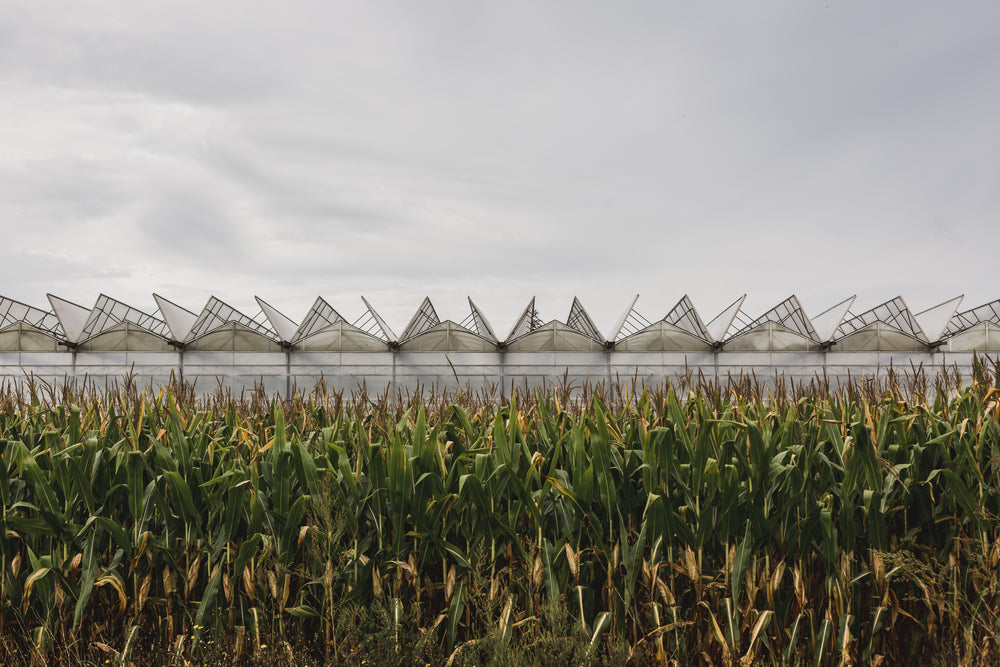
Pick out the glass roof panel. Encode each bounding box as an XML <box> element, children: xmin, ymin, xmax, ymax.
<box><xmin>612</xmin><ymin>294</ymin><xmax>649</xmax><ymax>341</ymax></box>
<box><xmin>294</xmin><ymin>297</ymin><xmax>346</xmax><ymax>342</ymax></box>
<box><xmin>0</xmin><ymin>296</ymin><xmax>62</xmax><ymax>336</ymax></box>
<box><xmin>506</xmin><ymin>297</ymin><xmax>543</xmax><ymax>342</ymax></box>
<box><xmin>944</xmin><ymin>299</ymin><xmax>1000</xmax><ymax>337</ymax></box>
<box><xmin>463</xmin><ymin>297</ymin><xmax>498</xmax><ymax>341</ymax></box>
<box><xmin>663</xmin><ymin>295</ymin><xmax>711</xmax><ymax>341</ymax></box>
<box><xmin>835</xmin><ymin>296</ymin><xmax>925</xmax><ymax>341</ymax></box>
<box><xmin>615</xmin><ymin>295</ymin><xmax>710</xmax><ymax>343</ymax></box>
<box><xmin>566</xmin><ymin>297</ymin><xmax>603</xmax><ymax>342</ymax></box>
<box><xmin>186</xmin><ymin>297</ymin><xmax>276</xmax><ymax>342</ymax></box>
<box><xmin>734</xmin><ymin>295</ymin><xmax>817</xmax><ymax>340</ymax></box>
<box><xmin>80</xmin><ymin>294</ymin><xmax>169</xmax><ymax>340</ymax></box>
<box><xmin>400</xmin><ymin>297</ymin><xmax>440</xmax><ymax>342</ymax></box>
<box><xmin>353</xmin><ymin>297</ymin><xmax>397</xmax><ymax>343</ymax></box>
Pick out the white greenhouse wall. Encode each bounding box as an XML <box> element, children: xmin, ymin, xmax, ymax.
<box><xmin>0</xmin><ymin>350</ymin><xmax>992</xmax><ymax>396</ymax></box>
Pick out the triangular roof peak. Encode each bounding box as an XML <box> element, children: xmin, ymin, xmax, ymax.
<box><xmin>294</xmin><ymin>297</ymin><xmax>346</xmax><ymax>342</ymax></box>
<box><xmin>254</xmin><ymin>297</ymin><xmax>299</xmax><ymax>342</ymax></box>
<box><xmin>914</xmin><ymin>295</ymin><xmax>963</xmax><ymax>343</ymax></box>
<box><xmin>609</xmin><ymin>294</ymin><xmax>643</xmax><ymax>342</ymax></box>
<box><xmin>80</xmin><ymin>294</ymin><xmax>169</xmax><ymax>341</ymax></box>
<box><xmin>506</xmin><ymin>297</ymin><xmax>543</xmax><ymax>343</ymax></box>
<box><xmin>400</xmin><ymin>297</ymin><xmax>441</xmax><ymax>342</ymax></box>
<box><xmin>566</xmin><ymin>297</ymin><xmax>603</xmax><ymax>342</ymax></box>
<box><xmin>152</xmin><ymin>294</ymin><xmax>199</xmax><ymax>342</ymax></box>
<box><xmin>735</xmin><ymin>295</ymin><xmax>817</xmax><ymax>340</ymax></box>
<box><xmin>186</xmin><ymin>296</ymin><xmax>275</xmax><ymax>342</ymax></box>
<box><xmin>663</xmin><ymin>295</ymin><xmax>711</xmax><ymax>342</ymax></box>
<box><xmin>47</xmin><ymin>294</ymin><xmax>92</xmax><ymax>343</ymax></box>
<box><xmin>612</xmin><ymin>295</ymin><xmax>711</xmax><ymax>343</ymax></box>
<box><xmin>355</xmin><ymin>296</ymin><xmax>397</xmax><ymax>343</ymax></box>
<box><xmin>835</xmin><ymin>296</ymin><xmax>925</xmax><ymax>342</ymax></box>
<box><xmin>464</xmin><ymin>297</ymin><xmax>498</xmax><ymax>342</ymax></box>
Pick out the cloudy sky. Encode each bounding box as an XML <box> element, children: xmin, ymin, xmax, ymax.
<box><xmin>2</xmin><ymin>1</ymin><xmax>998</xmax><ymax>336</ymax></box>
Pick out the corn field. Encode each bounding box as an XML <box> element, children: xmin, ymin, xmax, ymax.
<box><xmin>2</xmin><ymin>364</ymin><xmax>1000</xmax><ymax>666</ymax></box>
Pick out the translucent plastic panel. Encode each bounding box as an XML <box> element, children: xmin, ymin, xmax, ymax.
<box><xmin>945</xmin><ymin>323</ymin><xmax>1000</xmax><ymax>352</ymax></box>
<box><xmin>770</xmin><ymin>327</ymin><xmax>821</xmax><ymax>351</ymax></box>
<box><xmin>153</xmin><ymin>294</ymin><xmax>198</xmax><ymax>341</ymax></box>
<box><xmin>0</xmin><ymin>323</ymin><xmax>60</xmax><ymax>351</ymax></box>
<box><xmin>255</xmin><ymin>297</ymin><xmax>299</xmax><ymax>342</ymax></box>
<box><xmin>726</xmin><ymin>323</ymin><xmax>821</xmax><ymax>352</ymax></box>
<box><xmin>832</xmin><ymin>323</ymin><xmax>925</xmax><ymax>351</ymax></box>
<box><xmin>293</xmin><ymin>321</ymin><xmax>389</xmax><ymax>352</ymax></box>
<box><xmin>187</xmin><ymin>323</ymin><xmax>282</xmax><ymax>351</ymax></box>
<box><xmin>507</xmin><ymin>322</ymin><xmax>605</xmax><ymax>351</ymax></box>
<box><xmin>615</xmin><ymin>295</ymin><xmax>711</xmax><ymax>345</ymax></box>
<box><xmin>725</xmin><ymin>330</ymin><xmax>771</xmax><ymax>351</ymax></box>
<box><xmin>79</xmin><ymin>323</ymin><xmax>174</xmax><ymax>351</ymax></box>
<box><xmin>615</xmin><ymin>322</ymin><xmax>712</xmax><ymax>351</ymax></box>
<box><xmin>233</xmin><ymin>327</ymin><xmax>282</xmax><ymax>351</ymax></box>
<box><xmin>831</xmin><ymin>326</ymin><xmax>881</xmax><ymax>351</ymax></box>
<box><xmin>48</xmin><ymin>295</ymin><xmax>92</xmax><ymax>343</ymax></box>
<box><xmin>400</xmin><ymin>322</ymin><xmax>496</xmax><ymax>351</ymax></box>
<box><xmin>873</xmin><ymin>329</ymin><xmax>927</xmax><ymax>351</ymax></box>
<box><xmin>810</xmin><ymin>296</ymin><xmax>856</xmax><ymax>342</ymax></box>
<box><xmin>705</xmin><ymin>295</ymin><xmax>747</xmax><ymax>342</ymax></box>
<box><xmin>914</xmin><ymin>296</ymin><xmax>963</xmax><ymax>342</ymax></box>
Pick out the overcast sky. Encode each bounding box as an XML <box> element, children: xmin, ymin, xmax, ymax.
<box><xmin>2</xmin><ymin>1</ymin><xmax>998</xmax><ymax>336</ymax></box>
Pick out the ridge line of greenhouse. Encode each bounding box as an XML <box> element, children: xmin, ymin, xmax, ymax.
<box><xmin>2</xmin><ymin>292</ymin><xmax>997</xmax><ymax>393</ymax></box>
<box><xmin>3</xmin><ymin>292</ymin><xmax>994</xmax><ymax>351</ymax></box>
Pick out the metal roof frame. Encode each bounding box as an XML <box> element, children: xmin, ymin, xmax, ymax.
<box><xmin>835</xmin><ymin>296</ymin><xmax>926</xmax><ymax>342</ymax></box>
<box><xmin>945</xmin><ymin>298</ymin><xmax>1000</xmax><ymax>338</ymax></box>
<box><xmin>400</xmin><ymin>297</ymin><xmax>441</xmax><ymax>342</ymax></box>
<box><xmin>80</xmin><ymin>294</ymin><xmax>170</xmax><ymax>342</ymax></box>
<box><xmin>733</xmin><ymin>295</ymin><xmax>818</xmax><ymax>341</ymax></box>
<box><xmin>186</xmin><ymin>296</ymin><xmax>277</xmax><ymax>343</ymax></box>
<box><xmin>0</xmin><ymin>295</ymin><xmax>63</xmax><ymax>337</ymax></box>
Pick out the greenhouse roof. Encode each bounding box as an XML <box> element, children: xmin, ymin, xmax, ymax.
<box><xmin>945</xmin><ymin>299</ymin><xmax>1000</xmax><ymax>337</ymax></box>
<box><xmin>0</xmin><ymin>292</ymin><xmax>983</xmax><ymax>352</ymax></box>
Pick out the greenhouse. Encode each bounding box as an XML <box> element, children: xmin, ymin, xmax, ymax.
<box><xmin>0</xmin><ymin>291</ymin><xmax>994</xmax><ymax>394</ymax></box>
